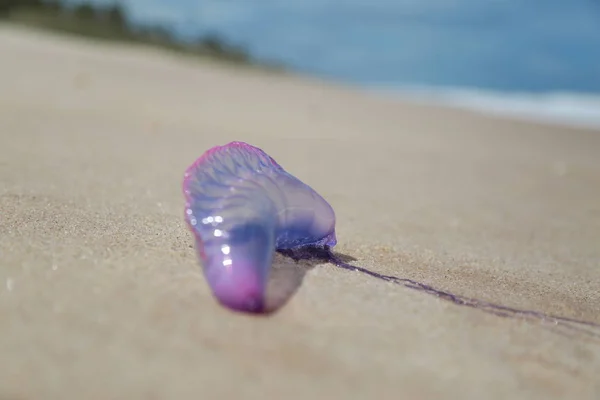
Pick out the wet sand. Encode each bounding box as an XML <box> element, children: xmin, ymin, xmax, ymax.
<box><xmin>1</xmin><ymin>25</ymin><xmax>599</xmax><ymax>399</ymax></box>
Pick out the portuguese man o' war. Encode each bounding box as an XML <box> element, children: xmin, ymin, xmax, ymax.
<box><xmin>183</xmin><ymin>142</ymin><xmax>600</xmax><ymax>340</ymax></box>
<box><xmin>183</xmin><ymin>141</ymin><xmax>336</xmax><ymax>312</ymax></box>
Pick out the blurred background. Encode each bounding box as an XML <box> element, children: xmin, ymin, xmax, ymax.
<box><xmin>2</xmin><ymin>0</ymin><xmax>600</xmax><ymax>127</ymax></box>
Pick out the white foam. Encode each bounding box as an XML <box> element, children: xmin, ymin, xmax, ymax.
<box><xmin>370</xmin><ymin>85</ymin><xmax>600</xmax><ymax>130</ymax></box>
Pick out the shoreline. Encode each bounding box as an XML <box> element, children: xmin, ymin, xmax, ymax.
<box><xmin>370</xmin><ymin>85</ymin><xmax>600</xmax><ymax>131</ymax></box>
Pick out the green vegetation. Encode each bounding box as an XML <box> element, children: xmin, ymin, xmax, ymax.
<box><xmin>0</xmin><ymin>0</ymin><xmax>276</xmax><ymax>68</ymax></box>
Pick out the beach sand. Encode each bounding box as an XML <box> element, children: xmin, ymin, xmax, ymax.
<box><xmin>1</xmin><ymin>25</ymin><xmax>599</xmax><ymax>399</ymax></box>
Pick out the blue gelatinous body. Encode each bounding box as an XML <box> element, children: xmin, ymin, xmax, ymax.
<box><xmin>183</xmin><ymin>142</ymin><xmax>336</xmax><ymax>312</ymax></box>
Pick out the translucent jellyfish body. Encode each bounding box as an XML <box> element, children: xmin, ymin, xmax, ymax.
<box><xmin>183</xmin><ymin>142</ymin><xmax>336</xmax><ymax>312</ymax></box>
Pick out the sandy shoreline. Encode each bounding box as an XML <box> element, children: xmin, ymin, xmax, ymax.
<box><xmin>1</xmin><ymin>25</ymin><xmax>599</xmax><ymax>399</ymax></box>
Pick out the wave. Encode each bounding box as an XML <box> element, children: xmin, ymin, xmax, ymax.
<box><xmin>369</xmin><ymin>85</ymin><xmax>600</xmax><ymax>130</ymax></box>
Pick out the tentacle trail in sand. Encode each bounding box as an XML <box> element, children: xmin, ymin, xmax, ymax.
<box><xmin>279</xmin><ymin>246</ymin><xmax>600</xmax><ymax>340</ymax></box>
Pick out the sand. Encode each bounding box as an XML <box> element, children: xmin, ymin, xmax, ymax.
<box><xmin>1</xmin><ymin>25</ymin><xmax>599</xmax><ymax>400</ymax></box>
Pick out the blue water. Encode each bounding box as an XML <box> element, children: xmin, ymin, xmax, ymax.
<box><xmin>107</xmin><ymin>0</ymin><xmax>600</xmax><ymax>94</ymax></box>
<box><xmin>85</xmin><ymin>0</ymin><xmax>600</xmax><ymax>127</ymax></box>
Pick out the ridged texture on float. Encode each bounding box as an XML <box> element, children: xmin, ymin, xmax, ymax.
<box><xmin>183</xmin><ymin>141</ymin><xmax>336</xmax><ymax>312</ymax></box>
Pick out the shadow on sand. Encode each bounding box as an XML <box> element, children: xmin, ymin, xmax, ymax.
<box><xmin>262</xmin><ymin>248</ymin><xmax>356</xmax><ymax>313</ymax></box>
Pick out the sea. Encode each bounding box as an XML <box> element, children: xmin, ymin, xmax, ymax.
<box><xmin>94</xmin><ymin>0</ymin><xmax>600</xmax><ymax>129</ymax></box>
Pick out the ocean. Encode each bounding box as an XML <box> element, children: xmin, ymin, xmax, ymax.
<box><xmin>104</xmin><ymin>0</ymin><xmax>600</xmax><ymax>129</ymax></box>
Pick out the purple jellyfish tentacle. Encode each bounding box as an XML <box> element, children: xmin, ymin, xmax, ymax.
<box><xmin>323</xmin><ymin>247</ymin><xmax>600</xmax><ymax>338</ymax></box>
